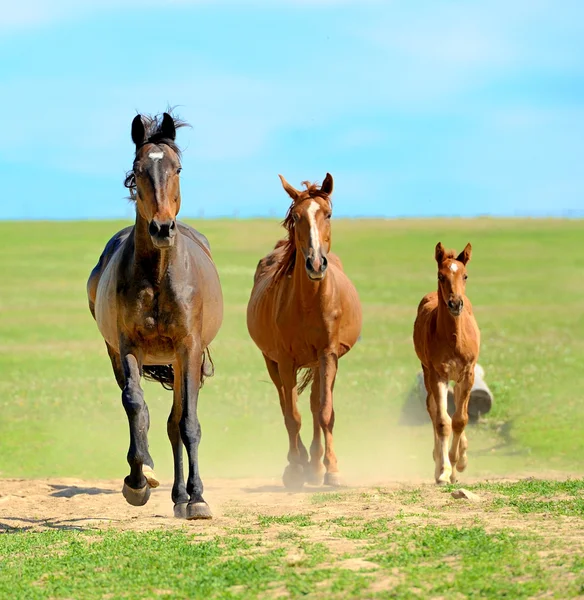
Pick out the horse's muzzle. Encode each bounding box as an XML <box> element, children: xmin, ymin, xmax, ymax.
<box><xmin>149</xmin><ymin>219</ymin><xmax>177</xmax><ymax>248</ymax></box>
<box><xmin>305</xmin><ymin>254</ymin><xmax>328</xmax><ymax>280</ymax></box>
<box><xmin>447</xmin><ymin>297</ymin><xmax>464</xmax><ymax>317</ymax></box>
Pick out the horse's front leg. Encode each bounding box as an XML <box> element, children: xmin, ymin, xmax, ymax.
<box><xmin>278</xmin><ymin>361</ymin><xmax>309</xmax><ymax>490</ymax></box>
<box><xmin>449</xmin><ymin>367</ymin><xmax>475</xmax><ymax>483</ymax></box>
<box><xmin>176</xmin><ymin>335</ymin><xmax>210</xmax><ymax>519</ymax></box>
<box><xmin>307</xmin><ymin>368</ymin><xmax>326</xmax><ymax>486</ymax></box>
<box><xmin>118</xmin><ymin>340</ymin><xmax>158</xmax><ymax>506</ymax></box>
<box><xmin>428</xmin><ymin>372</ymin><xmax>452</xmax><ymax>485</ymax></box>
<box><xmin>319</xmin><ymin>352</ymin><xmax>341</xmax><ymax>487</ymax></box>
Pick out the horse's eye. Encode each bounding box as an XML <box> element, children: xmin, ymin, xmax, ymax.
<box><xmin>177</xmin><ymin>167</ymin><xmax>182</xmax><ymax>174</ymax></box>
<box><xmin>464</xmin><ymin>274</ymin><xmax>468</xmax><ymax>281</ymax></box>
<box><xmin>325</xmin><ymin>213</ymin><xmax>332</xmax><ymax>220</ymax></box>
<box><xmin>438</xmin><ymin>274</ymin><xmax>445</xmax><ymax>282</ymax></box>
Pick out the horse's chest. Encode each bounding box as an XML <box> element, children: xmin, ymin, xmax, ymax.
<box><xmin>129</xmin><ymin>285</ymin><xmax>187</xmax><ymax>338</ymax></box>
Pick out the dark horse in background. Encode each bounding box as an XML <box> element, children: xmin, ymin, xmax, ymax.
<box><xmin>87</xmin><ymin>112</ymin><xmax>223</xmax><ymax>519</ymax></box>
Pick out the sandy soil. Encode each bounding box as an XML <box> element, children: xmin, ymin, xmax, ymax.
<box><xmin>1</xmin><ymin>474</ymin><xmax>582</xmax><ymax>542</ymax></box>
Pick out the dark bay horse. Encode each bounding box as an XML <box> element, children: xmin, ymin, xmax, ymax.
<box><xmin>413</xmin><ymin>242</ymin><xmax>480</xmax><ymax>485</ymax></box>
<box><xmin>87</xmin><ymin>113</ymin><xmax>223</xmax><ymax>519</ymax></box>
<box><xmin>247</xmin><ymin>174</ymin><xmax>362</xmax><ymax>489</ymax></box>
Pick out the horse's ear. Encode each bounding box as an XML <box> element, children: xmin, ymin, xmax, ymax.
<box><xmin>161</xmin><ymin>112</ymin><xmax>176</xmax><ymax>141</ymax></box>
<box><xmin>131</xmin><ymin>114</ymin><xmax>146</xmax><ymax>147</ymax></box>
<box><xmin>279</xmin><ymin>174</ymin><xmax>300</xmax><ymax>202</ymax></box>
<box><xmin>321</xmin><ymin>172</ymin><xmax>334</xmax><ymax>196</ymax></box>
<box><xmin>457</xmin><ymin>243</ymin><xmax>472</xmax><ymax>265</ymax></box>
<box><xmin>435</xmin><ymin>242</ymin><xmax>446</xmax><ymax>265</ymax></box>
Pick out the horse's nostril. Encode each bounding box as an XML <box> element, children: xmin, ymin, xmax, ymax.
<box><xmin>149</xmin><ymin>221</ymin><xmax>160</xmax><ymax>237</ymax></box>
<box><xmin>169</xmin><ymin>220</ymin><xmax>176</xmax><ymax>231</ymax></box>
<box><xmin>321</xmin><ymin>256</ymin><xmax>328</xmax><ymax>271</ymax></box>
<box><xmin>305</xmin><ymin>257</ymin><xmax>313</xmax><ymax>271</ymax></box>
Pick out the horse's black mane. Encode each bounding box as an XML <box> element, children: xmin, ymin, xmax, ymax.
<box><xmin>124</xmin><ymin>112</ymin><xmax>189</xmax><ymax>201</ymax></box>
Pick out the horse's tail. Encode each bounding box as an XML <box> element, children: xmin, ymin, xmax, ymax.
<box><xmin>143</xmin><ymin>348</ymin><xmax>215</xmax><ymax>391</ymax></box>
<box><xmin>297</xmin><ymin>367</ymin><xmax>316</xmax><ymax>396</ymax></box>
<box><xmin>143</xmin><ymin>365</ymin><xmax>174</xmax><ymax>390</ymax></box>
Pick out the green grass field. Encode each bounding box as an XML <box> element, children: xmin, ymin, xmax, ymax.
<box><xmin>0</xmin><ymin>218</ymin><xmax>583</xmax><ymax>598</ymax></box>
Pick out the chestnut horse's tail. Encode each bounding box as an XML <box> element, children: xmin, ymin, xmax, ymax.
<box><xmin>142</xmin><ymin>348</ymin><xmax>215</xmax><ymax>391</ymax></box>
<box><xmin>297</xmin><ymin>367</ymin><xmax>316</xmax><ymax>396</ymax></box>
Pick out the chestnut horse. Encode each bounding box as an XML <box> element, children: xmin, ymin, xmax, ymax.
<box><xmin>413</xmin><ymin>242</ymin><xmax>480</xmax><ymax>484</ymax></box>
<box><xmin>87</xmin><ymin>113</ymin><xmax>223</xmax><ymax>519</ymax></box>
<box><xmin>247</xmin><ymin>174</ymin><xmax>362</xmax><ymax>489</ymax></box>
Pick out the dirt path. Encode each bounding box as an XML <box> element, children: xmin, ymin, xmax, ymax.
<box><xmin>1</xmin><ymin>473</ymin><xmax>581</xmax><ymax>538</ymax></box>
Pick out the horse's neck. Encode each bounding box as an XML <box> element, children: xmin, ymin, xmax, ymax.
<box><xmin>133</xmin><ymin>213</ymin><xmax>174</xmax><ymax>283</ymax></box>
<box><xmin>436</xmin><ymin>297</ymin><xmax>466</xmax><ymax>342</ymax></box>
<box><xmin>291</xmin><ymin>250</ymin><xmax>331</xmax><ymax>306</ymax></box>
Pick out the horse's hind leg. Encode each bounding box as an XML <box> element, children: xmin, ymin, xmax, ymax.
<box><xmin>449</xmin><ymin>368</ymin><xmax>474</xmax><ymax>483</ymax></box>
<box><xmin>116</xmin><ymin>340</ymin><xmax>157</xmax><ymax>506</ymax></box>
<box><xmin>427</xmin><ymin>370</ymin><xmax>452</xmax><ymax>485</ymax></box>
<box><xmin>168</xmin><ymin>374</ymin><xmax>189</xmax><ymax>518</ymax></box>
<box><xmin>307</xmin><ymin>368</ymin><xmax>326</xmax><ymax>486</ymax></box>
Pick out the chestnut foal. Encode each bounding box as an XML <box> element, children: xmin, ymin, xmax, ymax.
<box><xmin>87</xmin><ymin>113</ymin><xmax>223</xmax><ymax>519</ymax></box>
<box><xmin>413</xmin><ymin>243</ymin><xmax>480</xmax><ymax>484</ymax></box>
<box><xmin>247</xmin><ymin>174</ymin><xmax>362</xmax><ymax>489</ymax></box>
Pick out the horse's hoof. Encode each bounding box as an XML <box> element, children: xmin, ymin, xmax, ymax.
<box><xmin>324</xmin><ymin>472</ymin><xmax>343</xmax><ymax>487</ymax></box>
<box><xmin>282</xmin><ymin>464</ymin><xmax>305</xmax><ymax>490</ymax></box>
<box><xmin>143</xmin><ymin>466</ymin><xmax>160</xmax><ymax>489</ymax></box>
<box><xmin>450</xmin><ymin>472</ymin><xmax>459</xmax><ymax>484</ymax></box>
<box><xmin>173</xmin><ymin>503</ymin><xmax>188</xmax><ymax>519</ymax></box>
<box><xmin>187</xmin><ymin>502</ymin><xmax>213</xmax><ymax>520</ymax></box>
<box><xmin>306</xmin><ymin>465</ymin><xmax>326</xmax><ymax>486</ymax></box>
<box><xmin>122</xmin><ymin>482</ymin><xmax>151</xmax><ymax>506</ymax></box>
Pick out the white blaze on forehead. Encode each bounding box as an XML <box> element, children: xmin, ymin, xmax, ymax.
<box><xmin>149</xmin><ymin>151</ymin><xmax>164</xmax><ymax>160</ymax></box>
<box><xmin>306</xmin><ymin>200</ymin><xmax>321</xmax><ymax>252</ymax></box>
<box><xmin>449</xmin><ymin>262</ymin><xmax>459</xmax><ymax>273</ymax></box>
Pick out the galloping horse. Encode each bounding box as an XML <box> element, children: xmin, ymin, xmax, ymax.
<box><xmin>413</xmin><ymin>242</ymin><xmax>480</xmax><ymax>484</ymax></box>
<box><xmin>247</xmin><ymin>174</ymin><xmax>362</xmax><ymax>489</ymax></box>
<box><xmin>87</xmin><ymin>113</ymin><xmax>223</xmax><ymax>519</ymax></box>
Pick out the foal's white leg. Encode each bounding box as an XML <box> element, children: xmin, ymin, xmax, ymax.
<box><xmin>450</xmin><ymin>369</ymin><xmax>474</xmax><ymax>483</ymax></box>
<box><xmin>429</xmin><ymin>376</ymin><xmax>452</xmax><ymax>485</ymax></box>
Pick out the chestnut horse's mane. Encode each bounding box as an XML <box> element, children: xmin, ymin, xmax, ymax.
<box><xmin>123</xmin><ymin>112</ymin><xmax>189</xmax><ymax>202</ymax></box>
<box><xmin>273</xmin><ymin>181</ymin><xmax>333</xmax><ymax>282</ymax></box>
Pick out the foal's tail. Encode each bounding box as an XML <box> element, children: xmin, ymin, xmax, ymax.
<box><xmin>297</xmin><ymin>367</ymin><xmax>316</xmax><ymax>396</ymax></box>
<box><xmin>142</xmin><ymin>348</ymin><xmax>215</xmax><ymax>391</ymax></box>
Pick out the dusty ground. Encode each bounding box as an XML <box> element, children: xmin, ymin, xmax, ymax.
<box><xmin>1</xmin><ymin>474</ymin><xmax>582</xmax><ymax>543</ymax></box>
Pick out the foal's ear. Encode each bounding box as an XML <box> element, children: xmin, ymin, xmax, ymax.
<box><xmin>435</xmin><ymin>242</ymin><xmax>446</xmax><ymax>265</ymax></box>
<box><xmin>161</xmin><ymin>112</ymin><xmax>177</xmax><ymax>141</ymax></box>
<box><xmin>131</xmin><ymin>114</ymin><xmax>146</xmax><ymax>147</ymax></box>
<box><xmin>321</xmin><ymin>172</ymin><xmax>334</xmax><ymax>196</ymax></box>
<box><xmin>279</xmin><ymin>174</ymin><xmax>300</xmax><ymax>202</ymax></box>
<box><xmin>457</xmin><ymin>243</ymin><xmax>472</xmax><ymax>265</ymax></box>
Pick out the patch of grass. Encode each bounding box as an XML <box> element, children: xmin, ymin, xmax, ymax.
<box><xmin>395</xmin><ymin>489</ymin><xmax>423</xmax><ymax>505</ymax></box>
<box><xmin>459</xmin><ymin>478</ymin><xmax>584</xmax><ymax>497</ymax></box>
<box><xmin>371</xmin><ymin>525</ymin><xmax>548</xmax><ymax>599</ymax></box>
<box><xmin>310</xmin><ymin>491</ymin><xmax>345</xmax><ymax>504</ymax></box>
<box><xmin>257</xmin><ymin>514</ymin><xmax>313</xmax><ymax>528</ymax></box>
<box><xmin>334</xmin><ymin>517</ymin><xmax>392</xmax><ymax>540</ymax></box>
<box><xmin>492</xmin><ymin>496</ymin><xmax>584</xmax><ymax>517</ymax></box>
<box><xmin>0</xmin><ymin>531</ymin><xmax>278</xmax><ymax>599</ymax></box>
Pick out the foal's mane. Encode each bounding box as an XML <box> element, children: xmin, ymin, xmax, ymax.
<box><xmin>273</xmin><ymin>181</ymin><xmax>333</xmax><ymax>282</ymax></box>
<box><xmin>123</xmin><ymin>112</ymin><xmax>189</xmax><ymax>202</ymax></box>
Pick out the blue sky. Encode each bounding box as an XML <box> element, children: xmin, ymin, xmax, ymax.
<box><xmin>1</xmin><ymin>0</ymin><xmax>583</xmax><ymax>219</ymax></box>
